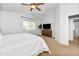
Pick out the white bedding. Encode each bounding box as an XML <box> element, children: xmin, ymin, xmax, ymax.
<box><xmin>0</xmin><ymin>33</ymin><xmax>50</xmax><ymax>56</ymax></box>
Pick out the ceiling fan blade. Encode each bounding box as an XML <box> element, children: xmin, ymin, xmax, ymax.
<box><xmin>36</xmin><ymin>7</ymin><xmax>41</xmax><ymax>11</ymax></box>
<box><xmin>36</xmin><ymin>3</ymin><xmax>44</xmax><ymax>5</ymax></box>
<box><xmin>21</xmin><ymin>3</ymin><xmax>31</xmax><ymax>6</ymax></box>
<box><xmin>30</xmin><ymin>8</ymin><xmax>33</xmax><ymax>11</ymax></box>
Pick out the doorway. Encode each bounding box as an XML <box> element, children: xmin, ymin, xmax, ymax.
<box><xmin>69</xmin><ymin>14</ymin><xmax>79</xmax><ymax>45</ymax></box>
<box><xmin>73</xmin><ymin>19</ymin><xmax>79</xmax><ymax>39</ymax></box>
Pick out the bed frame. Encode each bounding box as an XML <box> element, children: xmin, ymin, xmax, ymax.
<box><xmin>38</xmin><ymin>51</ymin><xmax>50</xmax><ymax>56</ymax></box>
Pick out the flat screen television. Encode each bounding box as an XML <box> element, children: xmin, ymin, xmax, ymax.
<box><xmin>43</xmin><ymin>24</ymin><xmax>51</xmax><ymax>29</ymax></box>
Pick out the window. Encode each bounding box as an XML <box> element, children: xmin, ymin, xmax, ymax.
<box><xmin>22</xmin><ymin>21</ymin><xmax>36</xmax><ymax>31</ymax></box>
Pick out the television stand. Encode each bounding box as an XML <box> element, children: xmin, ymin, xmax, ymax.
<box><xmin>42</xmin><ymin>29</ymin><xmax>52</xmax><ymax>37</ymax></box>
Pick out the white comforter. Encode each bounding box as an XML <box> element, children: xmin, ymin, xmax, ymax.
<box><xmin>0</xmin><ymin>33</ymin><xmax>50</xmax><ymax>56</ymax></box>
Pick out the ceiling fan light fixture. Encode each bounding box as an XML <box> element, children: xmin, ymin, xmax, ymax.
<box><xmin>31</xmin><ymin>5</ymin><xmax>36</xmax><ymax>8</ymax></box>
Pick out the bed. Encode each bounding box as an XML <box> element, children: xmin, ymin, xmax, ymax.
<box><xmin>0</xmin><ymin>33</ymin><xmax>50</xmax><ymax>56</ymax></box>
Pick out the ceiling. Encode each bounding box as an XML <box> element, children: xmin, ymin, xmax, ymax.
<box><xmin>1</xmin><ymin>3</ymin><xmax>58</xmax><ymax>13</ymax></box>
<box><xmin>0</xmin><ymin>3</ymin><xmax>58</xmax><ymax>19</ymax></box>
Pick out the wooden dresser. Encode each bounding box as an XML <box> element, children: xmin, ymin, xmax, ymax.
<box><xmin>42</xmin><ymin>29</ymin><xmax>52</xmax><ymax>37</ymax></box>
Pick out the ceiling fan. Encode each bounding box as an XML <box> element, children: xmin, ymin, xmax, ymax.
<box><xmin>21</xmin><ymin>3</ymin><xmax>44</xmax><ymax>11</ymax></box>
